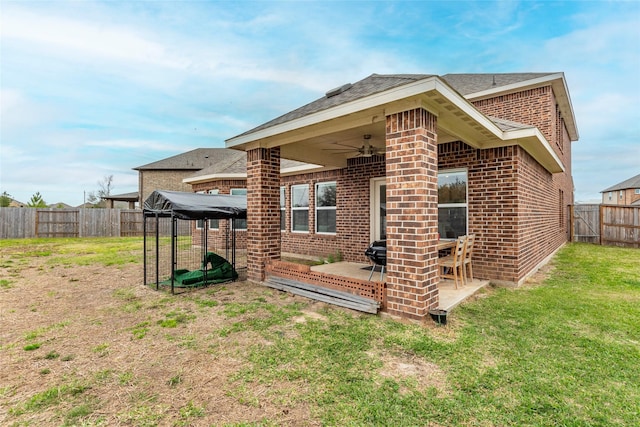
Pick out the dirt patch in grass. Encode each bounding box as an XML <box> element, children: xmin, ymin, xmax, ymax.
<box><xmin>0</xmin><ymin>250</ymin><xmax>321</xmax><ymax>426</ymax></box>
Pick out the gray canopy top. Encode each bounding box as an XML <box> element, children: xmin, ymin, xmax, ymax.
<box><xmin>143</xmin><ymin>190</ymin><xmax>247</xmax><ymax>220</ymax></box>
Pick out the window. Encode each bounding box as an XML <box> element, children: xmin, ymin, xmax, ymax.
<box><xmin>438</xmin><ymin>170</ymin><xmax>467</xmax><ymax>239</ymax></box>
<box><xmin>620</xmin><ymin>190</ymin><xmax>624</xmax><ymax>200</ymax></box>
<box><xmin>291</xmin><ymin>185</ymin><xmax>309</xmax><ymax>232</ymax></box>
<box><xmin>315</xmin><ymin>182</ymin><xmax>336</xmax><ymax>234</ymax></box>
<box><xmin>608</xmin><ymin>192</ymin><xmax>613</xmax><ymax>201</ymax></box>
<box><xmin>230</xmin><ymin>188</ymin><xmax>247</xmax><ymax>230</ymax></box>
<box><xmin>280</xmin><ymin>187</ymin><xmax>286</xmax><ymax>231</ymax></box>
<box><xmin>635</xmin><ymin>189</ymin><xmax>640</xmax><ymax>195</ymax></box>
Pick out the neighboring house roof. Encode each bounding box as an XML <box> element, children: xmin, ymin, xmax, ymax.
<box><xmin>48</xmin><ymin>202</ymin><xmax>73</xmax><ymax>208</ymax></box>
<box><xmin>102</xmin><ymin>192</ymin><xmax>140</xmax><ymax>202</ymax></box>
<box><xmin>601</xmin><ymin>173</ymin><xmax>640</xmax><ymax>192</ymax></box>
<box><xmin>133</xmin><ymin>148</ymin><xmax>244</xmax><ymax>171</ymax></box>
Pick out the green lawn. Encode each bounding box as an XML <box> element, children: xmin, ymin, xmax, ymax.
<box><xmin>233</xmin><ymin>243</ymin><xmax>640</xmax><ymax>426</ymax></box>
<box><xmin>1</xmin><ymin>239</ymin><xmax>638</xmax><ymax>426</ymax></box>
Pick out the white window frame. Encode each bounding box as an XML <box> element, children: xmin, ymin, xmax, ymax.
<box><xmin>230</xmin><ymin>188</ymin><xmax>247</xmax><ymax>230</ymax></box>
<box><xmin>315</xmin><ymin>181</ymin><xmax>336</xmax><ymax>235</ymax></box>
<box><xmin>291</xmin><ymin>184</ymin><xmax>309</xmax><ymax>233</ymax></box>
<box><xmin>208</xmin><ymin>189</ymin><xmax>219</xmax><ymax>229</ymax></box>
<box><xmin>370</xmin><ymin>177</ymin><xmax>386</xmax><ymax>242</ymax></box>
<box><xmin>280</xmin><ymin>186</ymin><xmax>286</xmax><ymax>232</ymax></box>
<box><xmin>635</xmin><ymin>189</ymin><xmax>640</xmax><ymax>195</ymax></box>
<box><xmin>438</xmin><ymin>168</ymin><xmax>468</xmax><ymax>239</ymax></box>
<box><xmin>195</xmin><ymin>191</ymin><xmax>207</xmax><ymax>229</ymax></box>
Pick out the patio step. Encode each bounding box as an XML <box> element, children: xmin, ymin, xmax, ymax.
<box><xmin>265</xmin><ymin>276</ymin><xmax>380</xmax><ymax>314</ymax></box>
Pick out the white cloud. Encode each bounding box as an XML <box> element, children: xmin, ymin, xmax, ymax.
<box><xmin>1</xmin><ymin>7</ymin><xmax>186</xmax><ymax>70</ymax></box>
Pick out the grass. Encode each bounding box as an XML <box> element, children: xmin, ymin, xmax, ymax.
<box><xmin>2</xmin><ymin>238</ymin><xmax>638</xmax><ymax>425</ymax></box>
<box><xmin>0</xmin><ymin>236</ymin><xmax>143</xmax><ymax>266</ymax></box>
<box><xmin>225</xmin><ymin>243</ymin><xmax>640</xmax><ymax>426</ymax></box>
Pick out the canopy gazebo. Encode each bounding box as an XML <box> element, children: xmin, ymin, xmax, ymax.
<box><xmin>143</xmin><ymin>190</ymin><xmax>247</xmax><ymax>293</ymax></box>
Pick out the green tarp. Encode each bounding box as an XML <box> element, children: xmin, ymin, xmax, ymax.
<box><xmin>162</xmin><ymin>252</ymin><xmax>238</xmax><ymax>288</ymax></box>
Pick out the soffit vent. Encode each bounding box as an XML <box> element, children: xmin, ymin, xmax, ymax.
<box><xmin>325</xmin><ymin>83</ymin><xmax>352</xmax><ymax>98</ymax></box>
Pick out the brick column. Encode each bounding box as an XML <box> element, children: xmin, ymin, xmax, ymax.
<box><xmin>246</xmin><ymin>147</ymin><xmax>281</xmax><ymax>282</ymax></box>
<box><xmin>385</xmin><ymin>108</ymin><xmax>439</xmax><ymax>320</ymax></box>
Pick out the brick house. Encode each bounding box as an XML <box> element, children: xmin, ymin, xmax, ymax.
<box><xmin>601</xmin><ymin>173</ymin><xmax>640</xmax><ymax>205</ymax></box>
<box><xmin>191</xmin><ymin>73</ymin><xmax>578</xmax><ymax>321</ymax></box>
<box><xmin>133</xmin><ymin>148</ymin><xmax>246</xmax><ymax>205</ymax></box>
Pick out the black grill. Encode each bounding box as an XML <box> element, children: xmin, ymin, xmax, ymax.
<box><xmin>364</xmin><ymin>240</ymin><xmax>386</xmax><ymax>280</ymax></box>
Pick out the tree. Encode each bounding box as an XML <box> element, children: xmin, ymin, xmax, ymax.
<box><xmin>27</xmin><ymin>192</ymin><xmax>47</xmax><ymax>208</ymax></box>
<box><xmin>87</xmin><ymin>175</ymin><xmax>114</xmax><ymax>208</ymax></box>
<box><xmin>0</xmin><ymin>191</ymin><xmax>12</xmax><ymax>207</ymax></box>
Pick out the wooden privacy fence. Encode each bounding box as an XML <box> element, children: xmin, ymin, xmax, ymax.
<box><xmin>0</xmin><ymin>208</ymin><xmax>148</xmax><ymax>239</ymax></box>
<box><xmin>571</xmin><ymin>204</ymin><xmax>639</xmax><ymax>248</ymax></box>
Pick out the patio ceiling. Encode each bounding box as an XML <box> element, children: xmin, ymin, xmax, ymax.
<box><xmin>227</xmin><ymin>76</ymin><xmax>564</xmax><ymax>173</ymax></box>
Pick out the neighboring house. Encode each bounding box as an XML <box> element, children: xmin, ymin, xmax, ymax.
<box><xmin>101</xmin><ymin>192</ymin><xmax>140</xmax><ymax>209</ymax></box>
<box><xmin>133</xmin><ymin>148</ymin><xmax>247</xmax><ymax>205</ymax></box>
<box><xmin>601</xmin><ymin>173</ymin><xmax>640</xmax><ymax>206</ymax></box>
<box><xmin>215</xmin><ymin>72</ymin><xmax>578</xmax><ymax>321</ymax></box>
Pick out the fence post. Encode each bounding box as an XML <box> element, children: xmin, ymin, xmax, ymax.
<box><xmin>569</xmin><ymin>204</ymin><xmax>574</xmax><ymax>242</ymax></box>
<box><xmin>599</xmin><ymin>204</ymin><xmax>604</xmax><ymax>246</ymax></box>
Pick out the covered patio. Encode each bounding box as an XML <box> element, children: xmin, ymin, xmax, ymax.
<box><xmin>225</xmin><ymin>73</ymin><xmax>570</xmax><ymax>321</ymax></box>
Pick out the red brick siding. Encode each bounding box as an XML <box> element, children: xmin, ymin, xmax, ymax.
<box><xmin>191</xmin><ymin>179</ymin><xmax>249</xmax><ymax>250</ymax></box>
<box><xmin>139</xmin><ymin>170</ymin><xmax>200</xmax><ymax>205</ymax></box>
<box><xmin>438</xmin><ymin>142</ymin><xmax>520</xmax><ymax>282</ymax></box>
<box><xmin>246</xmin><ymin>148</ymin><xmax>281</xmax><ymax>282</ymax></box>
<box><xmin>280</xmin><ymin>156</ymin><xmax>386</xmax><ymax>262</ymax></box>
<box><xmin>385</xmin><ymin>108</ymin><xmax>439</xmax><ymax>319</ymax></box>
<box><xmin>473</xmin><ymin>87</ymin><xmax>555</xmax><ymax>144</ymax></box>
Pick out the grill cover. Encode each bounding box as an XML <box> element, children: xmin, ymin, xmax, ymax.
<box><xmin>364</xmin><ymin>240</ymin><xmax>387</xmax><ymax>266</ymax></box>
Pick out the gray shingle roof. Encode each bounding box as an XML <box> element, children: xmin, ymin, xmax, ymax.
<box><xmin>232</xmin><ymin>73</ymin><xmax>559</xmax><ymax>140</ymax></box>
<box><xmin>489</xmin><ymin>116</ymin><xmax>535</xmax><ymax>132</ymax></box>
<box><xmin>440</xmin><ymin>73</ymin><xmax>557</xmax><ymax>96</ymax></box>
<box><xmin>133</xmin><ymin>148</ymin><xmax>244</xmax><ymax>171</ymax></box>
<box><xmin>235</xmin><ymin>74</ymin><xmax>435</xmax><ymax>138</ymax></box>
<box><xmin>601</xmin><ymin>173</ymin><xmax>640</xmax><ymax>192</ymax></box>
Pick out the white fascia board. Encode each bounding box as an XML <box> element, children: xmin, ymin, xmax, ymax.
<box><xmin>432</xmin><ymin>79</ymin><xmax>505</xmax><ymax>140</ymax></box>
<box><xmin>503</xmin><ymin>127</ymin><xmax>565</xmax><ymax>173</ymax></box>
<box><xmin>183</xmin><ymin>173</ymin><xmax>247</xmax><ymax>184</ymax></box>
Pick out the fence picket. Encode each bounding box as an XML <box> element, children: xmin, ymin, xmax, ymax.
<box><xmin>0</xmin><ymin>208</ymin><xmax>144</xmax><ymax>239</ymax></box>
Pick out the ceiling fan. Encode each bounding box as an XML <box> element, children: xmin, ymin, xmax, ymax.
<box><xmin>325</xmin><ymin>134</ymin><xmax>383</xmax><ymax>158</ymax></box>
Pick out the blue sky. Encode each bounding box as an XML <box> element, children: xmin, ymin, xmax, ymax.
<box><xmin>1</xmin><ymin>1</ymin><xmax>639</xmax><ymax>206</ymax></box>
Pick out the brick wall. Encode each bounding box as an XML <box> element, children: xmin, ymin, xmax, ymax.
<box><xmin>246</xmin><ymin>148</ymin><xmax>281</xmax><ymax>282</ymax></box>
<box><xmin>473</xmin><ymin>87</ymin><xmax>555</xmax><ymax>144</ymax></box>
<box><xmin>280</xmin><ymin>156</ymin><xmax>386</xmax><ymax>262</ymax></box>
<box><xmin>438</xmin><ymin>84</ymin><xmax>574</xmax><ymax>285</ymax></box>
<box><xmin>385</xmin><ymin>108</ymin><xmax>439</xmax><ymax>319</ymax></box>
<box><xmin>139</xmin><ymin>170</ymin><xmax>199</xmax><ymax>205</ymax></box>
